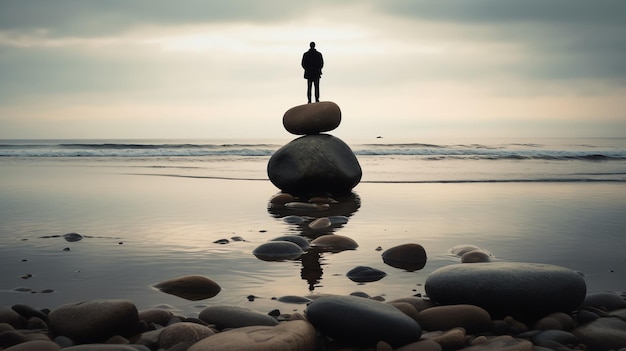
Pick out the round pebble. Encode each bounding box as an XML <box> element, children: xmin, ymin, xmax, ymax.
<box><xmin>382</xmin><ymin>243</ymin><xmax>427</xmax><ymax>271</ymax></box>
<box><xmin>346</xmin><ymin>266</ymin><xmax>387</xmax><ymax>283</ymax></box>
<box><xmin>310</xmin><ymin>234</ymin><xmax>358</xmax><ymax>252</ymax></box>
<box><xmin>252</xmin><ymin>241</ymin><xmax>304</xmax><ymax>261</ymax></box>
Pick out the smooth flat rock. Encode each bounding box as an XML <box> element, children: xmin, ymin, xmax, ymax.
<box><xmin>158</xmin><ymin>322</ymin><xmax>215</xmax><ymax>349</ymax></box>
<box><xmin>188</xmin><ymin>320</ymin><xmax>316</xmax><ymax>351</ymax></box>
<box><xmin>198</xmin><ymin>305</ymin><xmax>278</xmax><ymax>330</ymax></box>
<box><xmin>283</xmin><ymin>101</ymin><xmax>341</xmax><ymax>135</ymax></box>
<box><xmin>425</xmin><ymin>262</ymin><xmax>586</xmax><ymax>319</ymax></box>
<box><xmin>153</xmin><ymin>275</ymin><xmax>221</xmax><ymax>301</ymax></box>
<box><xmin>253</xmin><ymin>241</ymin><xmax>304</xmax><ymax>261</ymax></box>
<box><xmin>48</xmin><ymin>299</ymin><xmax>139</xmax><ymax>343</ymax></box>
<box><xmin>306</xmin><ymin>295</ymin><xmax>422</xmax><ymax>347</ymax></box>
<box><xmin>267</xmin><ymin>134</ymin><xmax>362</xmax><ymax>196</ymax></box>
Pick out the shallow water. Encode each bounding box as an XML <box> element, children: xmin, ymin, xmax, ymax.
<box><xmin>1</xmin><ymin>157</ymin><xmax>625</xmax><ymax>316</ymax></box>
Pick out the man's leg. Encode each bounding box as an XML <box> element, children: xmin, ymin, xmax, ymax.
<box><xmin>307</xmin><ymin>80</ymin><xmax>313</xmax><ymax>103</ymax></box>
<box><xmin>313</xmin><ymin>79</ymin><xmax>320</xmax><ymax>102</ymax></box>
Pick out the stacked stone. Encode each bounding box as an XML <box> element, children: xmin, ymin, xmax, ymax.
<box><xmin>267</xmin><ymin>101</ymin><xmax>362</xmax><ymax>197</ymax></box>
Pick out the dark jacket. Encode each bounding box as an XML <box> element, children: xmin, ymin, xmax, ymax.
<box><xmin>302</xmin><ymin>49</ymin><xmax>324</xmax><ymax>80</ymax></box>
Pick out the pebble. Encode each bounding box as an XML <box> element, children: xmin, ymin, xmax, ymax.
<box><xmin>63</xmin><ymin>233</ymin><xmax>84</xmax><ymax>242</ymax></box>
<box><xmin>346</xmin><ymin>266</ymin><xmax>387</xmax><ymax>283</ymax></box>
<box><xmin>310</xmin><ymin>234</ymin><xmax>358</xmax><ymax>252</ymax></box>
<box><xmin>395</xmin><ymin>339</ymin><xmax>443</xmax><ymax>351</ymax></box>
<box><xmin>11</xmin><ymin>304</ymin><xmax>48</xmax><ymax>321</ymax></box>
<box><xmin>416</xmin><ymin>304</ymin><xmax>491</xmax><ymax>333</ymax></box>
<box><xmin>153</xmin><ymin>275</ymin><xmax>221</xmax><ymax>301</ymax></box>
<box><xmin>421</xmin><ymin>328</ymin><xmax>467</xmax><ymax>350</ymax></box>
<box><xmin>573</xmin><ymin>316</ymin><xmax>626</xmax><ymax>350</ymax></box>
<box><xmin>48</xmin><ymin>299</ymin><xmax>139</xmax><ymax>343</ymax></box>
<box><xmin>457</xmin><ymin>335</ymin><xmax>533</xmax><ymax>350</ymax></box>
<box><xmin>61</xmin><ymin>345</ymin><xmax>151</xmax><ymax>350</ymax></box>
<box><xmin>425</xmin><ymin>262</ymin><xmax>587</xmax><ymax>319</ymax></box>
<box><xmin>270</xmin><ymin>235</ymin><xmax>311</xmax><ymax>250</ymax></box>
<box><xmin>0</xmin><ymin>307</ymin><xmax>26</xmax><ymax>328</ymax></box>
<box><xmin>157</xmin><ymin>322</ymin><xmax>215</xmax><ymax>349</ymax></box>
<box><xmin>579</xmin><ymin>291</ymin><xmax>626</xmax><ymax>311</ymax></box>
<box><xmin>305</xmin><ymin>294</ymin><xmax>422</xmax><ymax>348</ymax></box>
<box><xmin>282</xmin><ymin>101</ymin><xmax>341</xmax><ymax>135</ymax></box>
<box><xmin>198</xmin><ymin>305</ymin><xmax>278</xmax><ymax>329</ymax></box>
<box><xmin>449</xmin><ymin>244</ymin><xmax>482</xmax><ymax>257</ymax></box>
<box><xmin>382</xmin><ymin>243</ymin><xmax>427</xmax><ymax>271</ymax></box>
<box><xmin>269</xmin><ymin>192</ymin><xmax>296</xmax><ymax>205</ymax></box>
<box><xmin>188</xmin><ymin>320</ymin><xmax>316</xmax><ymax>351</ymax></box>
<box><xmin>253</xmin><ymin>241</ymin><xmax>304</xmax><ymax>261</ymax></box>
<box><xmin>460</xmin><ymin>250</ymin><xmax>493</xmax><ymax>263</ymax></box>
<box><xmin>3</xmin><ymin>340</ymin><xmax>61</xmax><ymax>351</ymax></box>
<box><xmin>137</xmin><ymin>308</ymin><xmax>173</xmax><ymax>326</ymax></box>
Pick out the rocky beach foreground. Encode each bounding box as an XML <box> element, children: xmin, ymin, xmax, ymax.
<box><xmin>1</xmin><ymin>287</ymin><xmax>626</xmax><ymax>351</ymax></box>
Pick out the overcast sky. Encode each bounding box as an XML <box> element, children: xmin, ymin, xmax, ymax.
<box><xmin>1</xmin><ymin>0</ymin><xmax>625</xmax><ymax>140</ymax></box>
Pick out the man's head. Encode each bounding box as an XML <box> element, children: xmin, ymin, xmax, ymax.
<box><xmin>309</xmin><ymin>42</ymin><xmax>316</xmax><ymax>49</ymax></box>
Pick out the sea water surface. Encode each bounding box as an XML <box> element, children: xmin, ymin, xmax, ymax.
<box><xmin>1</xmin><ymin>137</ymin><xmax>625</xmax><ymax>315</ymax></box>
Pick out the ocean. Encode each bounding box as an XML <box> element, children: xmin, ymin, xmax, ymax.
<box><xmin>1</xmin><ymin>137</ymin><xmax>625</xmax><ymax>315</ymax></box>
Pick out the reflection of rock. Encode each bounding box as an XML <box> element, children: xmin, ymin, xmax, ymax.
<box><xmin>267</xmin><ymin>134</ymin><xmax>362</xmax><ymax>196</ymax></box>
<box><xmin>252</xmin><ymin>241</ymin><xmax>304</xmax><ymax>261</ymax></box>
<box><xmin>382</xmin><ymin>244</ymin><xmax>427</xmax><ymax>272</ymax></box>
<box><xmin>270</xmin><ymin>235</ymin><xmax>311</xmax><ymax>250</ymax></box>
<box><xmin>154</xmin><ymin>275</ymin><xmax>221</xmax><ymax>301</ymax></box>
<box><xmin>301</xmin><ymin>251</ymin><xmax>323</xmax><ymax>291</ymax></box>
<box><xmin>283</xmin><ymin>101</ymin><xmax>342</xmax><ymax>135</ymax></box>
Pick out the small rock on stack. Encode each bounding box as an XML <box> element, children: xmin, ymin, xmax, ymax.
<box><xmin>267</xmin><ymin>102</ymin><xmax>362</xmax><ymax>196</ymax></box>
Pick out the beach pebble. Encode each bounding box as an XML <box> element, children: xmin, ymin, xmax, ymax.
<box><xmin>198</xmin><ymin>305</ymin><xmax>278</xmax><ymax>329</ymax></box>
<box><xmin>60</xmin><ymin>345</ymin><xmax>151</xmax><ymax>351</ymax></box>
<box><xmin>417</xmin><ymin>304</ymin><xmax>491</xmax><ymax>333</ymax></box>
<box><xmin>267</xmin><ymin>134</ymin><xmax>362</xmax><ymax>196</ymax></box>
<box><xmin>3</xmin><ymin>340</ymin><xmax>61</xmax><ymax>351</ymax></box>
<box><xmin>282</xmin><ymin>215</ymin><xmax>306</xmax><ymax>224</ymax></box>
<box><xmin>11</xmin><ymin>304</ymin><xmax>48</xmax><ymax>321</ymax></box>
<box><xmin>308</xmin><ymin>217</ymin><xmax>332</xmax><ymax>230</ymax></box>
<box><xmin>449</xmin><ymin>244</ymin><xmax>482</xmax><ymax>257</ymax></box>
<box><xmin>138</xmin><ymin>308</ymin><xmax>173</xmax><ymax>326</ymax></box>
<box><xmin>63</xmin><ymin>233</ymin><xmax>83</xmax><ymax>242</ymax></box>
<box><xmin>387</xmin><ymin>302</ymin><xmax>419</xmax><ymax>321</ymax></box>
<box><xmin>387</xmin><ymin>297</ymin><xmax>435</xmax><ymax>313</ymax></box>
<box><xmin>457</xmin><ymin>335</ymin><xmax>532</xmax><ymax>350</ymax></box>
<box><xmin>305</xmin><ymin>295</ymin><xmax>422</xmax><ymax>347</ymax></box>
<box><xmin>282</xmin><ymin>101</ymin><xmax>341</xmax><ymax>135</ymax></box>
<box><xmin>277</xmin><ymin>295</ymin><xmax>313</xmax><ymax>304</ymax></box>
<box><xmin>461</xmin><ymin>249</ymin><xmax>493</xmax><ymax>263</ymax></box>
<box><xmin>270</xmin><ymin>235</ymin><xmax>311</xmax><ymax>250</ymax></box>
<box><xmin>573</xmin><ymin>316</ymin><xmax>626</xmax><ymax>350</ymax></box>
<box><xmin>382</xmin><ymin>243</ymin><xmax>427</xmax><ymax>271</ymax></box>
<box><xmin>310</xmin><ymin>234</ymin><xmax>358</xmax><ymax>252</ymax></box>
<box><xmin>153</xmin><ymin>275</ymin><xmax>221</xmax><ymax>301</ymax></box>
<box><xmin>253</xmin><ymin>241</ymin><xmax>304</xmax><ymax>261</ymax></box>
<box><xmin>269</xmin><ymin>192</ymin><xmax>295</xmax><ymax>205</ymax></box>
<box><xmin>393</xmin><ymin>339</ymin><xmax>442</xmax><ymax>351</ymax></box>
<box><xmin>425</xmin><ymin>262</ymin><xmax>587</xmax><ymax>318</ymax></box>
<box><xmin>580</xmin><ymin>291</ymin><xmax>626</xmax><ymax>311</ymax></box>
<box><xmin>188</xmin><ymin>320</ymin><xmax>316</xmax><ymax>351</ymax></box>
<box><xmin>48</xmin><ymin>299</ymin><xmax>139</xmax><ymax>343</ymax></box>
<box><xmin>0</xmin><ymin>307</ymin><xmax>26</xmax><ymax>328</ymax></box>
<box><xmin>158</xmin><ymin>322</ymin><xmax>214</xmax><ymax>349</ymax></box>
<box><xmin>421</xmin><ymin>328</ymin><xmax>467</xmax><ymax>350</ymax></box>
<box><xmin>530</xmin><ymin>329</ymin><xmax>578</xmax><ymax>349</ymax></box>
<box><xmin>346</xmin><ymin>266</ymin><xmax>387</xmax><ymax>283</ymax></box>
<box><xmin>533</xmin><ymin>312</ymin><xmax>574</xmax><ymax>330</ymax></box>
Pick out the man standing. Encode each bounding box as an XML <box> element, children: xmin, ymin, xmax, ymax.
<box><xmin>301</xmin><ymin>42</ymin><xmax>324</xmax><ymax>103</ymax></box>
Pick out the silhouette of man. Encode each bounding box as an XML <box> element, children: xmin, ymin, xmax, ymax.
<box><xmin>301</xmin><ymin>42</ymin><xmax>324</xmax><ymax>103</ymax></box>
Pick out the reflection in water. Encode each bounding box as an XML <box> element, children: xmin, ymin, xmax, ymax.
<box><xmin>264</xmin><ymin>192</ymin><xmax>361</xmax><ymax>291</ymax></box>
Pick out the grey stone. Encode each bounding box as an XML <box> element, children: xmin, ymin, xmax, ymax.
<box><xmin>198</xmin><ymin>305</ymin><xmax>278</xmax><ymax>330</ymax></box>
<box><xmin>346</xmin><ymin>266</ymin><xmax>387</xmax><ymax>283</ymax></box>
<box><xmin>425</xmin><ymin>262</ymin><xmax>586</xmax><ymax>319</ymax></box>
<box><xmin>158</xmin><ymin>322</ymin><xmax>214</xmax><ymax>349</ymax></box>
<box><xmin>305</xmin><ymin>295</ymin><xmax>422</xmax><ymax>347</ymax></box>
<box><xmin>267</xmin><ymin>134</ymin><xmax>361</xmax><ymax>196</ymax></box>
<box><xmin>253</xmin><ymin>241</ymin><xmax>304</xmax><ymax>261</ymax></box>
<box><xmin>153</xmin><ymin>275</ymin><xmax>221</xmax><ymax>301</ymax></box>
<box><xmin>574</xmin><ymin>317</ymin><xmax>626</xmax><ymax>350</ymax></box>
<box><xmin>48</xmin><ymin>299</ymin><xmax>139</xmax><ymax>343</ymax></box>
<box><xmin>416</xmin><ymin>304</ymin><xmax>491</xmax><ymax>333</ymax></box>
<box><xmin>580</xmin><ymin>291</ymin><xmax>626</xmax><ymax>311</ymax></box>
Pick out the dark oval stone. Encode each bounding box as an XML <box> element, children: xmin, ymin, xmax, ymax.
<box><xmin>346</xmin><ymin>266</ymin><xmax>387</xmax><ymax>283</ymax></box>
<box><xmin>252</xmin><ymin>241</ymin><xmax>304</xmax><ymax>261</ymax></box>
<box><xmin>63</xmin><ymin>233</ymin><xmax>83</xmax><ymax>242</ymax></box>
<box><xmin>425</xmin><ymin>262</ymin><xmax>587</xmax><ymax>319</ymax></box>
<box><xmin>198</xmin><ymin>305</ymin><xmax>278</xmax><ymax>330</ymax></box>
<box><xmin>270</xmin><ymin>235</ymin><xmax>311</xmax><ymax>250</ymax></box>
<box><xmin>267</xmin><ymin>134</ymin><xmax>362</xmax><ymax>196</ymax></box>
<box><xmin>310</xmin><ymin>234</ymin><xmax>358</xmax><ymax>252</ymax></box>
<box><xmin>305</xmin><ymin>295</ymin><xmax>422</xmax><ymax>347</ymax></box>
<box><xmin>382</xmin><ymin>244</ymin><xmax>427</xmax><ymax>271</ymax></box>
<box><xmin>153</xmin><ymin>275</ymin><xmax>221</xmax><ymax>301</ymax></box>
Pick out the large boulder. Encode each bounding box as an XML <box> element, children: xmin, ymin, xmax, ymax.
<box><xmin>267</xmin><ymin>134</ymin><xmax>361</xmax><ymax>196</ymax></box>
<box><xmin>283</xmin><ymin>101</ymin><xmax>341</xmax><ymax>135</ymax></box>
<box><xmin>425</xmin><ymin>262</ymin><xmax>586</xmax><ymax>319</ymax></box>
